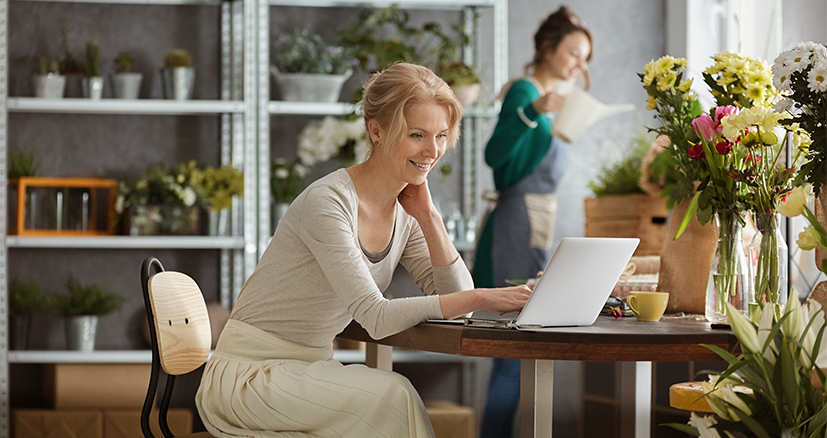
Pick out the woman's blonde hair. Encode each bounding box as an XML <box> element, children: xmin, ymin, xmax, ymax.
<box><xmin>361</xmin><ymin>63</ymin><xmax>462</xmax><ymax>155</ymax></box>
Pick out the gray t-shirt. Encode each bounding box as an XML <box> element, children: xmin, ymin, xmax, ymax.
<box><xmin>231</xmin><ymin>169</ymin><xmax>474</xmax><ymax>348</ymax></box>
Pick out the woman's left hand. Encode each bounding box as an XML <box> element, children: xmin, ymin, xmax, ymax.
<box><xmin>398</xmin><ymin>180</ymin><xmax>437</xmax><ymax>222</ymax></box>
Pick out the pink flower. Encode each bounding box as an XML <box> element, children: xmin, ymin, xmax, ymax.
<box><xmin>713</xmin><ymin>105</ymin><xmax>739</xmax><ymax>132</ymax></box>
<box><xmin>688</xmin><ymin>144</ymin><xmax>705</xmax><ymax>160</ymax></box>
<box><xmin>715</xmin><ymin>141</ymin><xmax>733</xmax><ymax>155</ymax></box>
<box><xmin>692</xmin><ymin>113</ymin><xmax>717</xmax><ymax>142</ymax></box>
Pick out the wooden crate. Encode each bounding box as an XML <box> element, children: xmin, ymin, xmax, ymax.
<box><xmin>584</xmin><ymin>194</ymin><xmax>668</xmax><ymax>256</ymax></box>
<box><xmin>8</xmin><ymin>177</ymin><xmax>118</xmax><ymax>236</ymax></box>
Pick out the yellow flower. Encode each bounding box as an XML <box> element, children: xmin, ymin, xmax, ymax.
<box><xmin>745</xmin><ymin>84</ymin><xmax>766</xmax><ymax>103</ymax></box>
<box><xmin>747</xmin><ymin>70</ymin><xmax>772</xmax><ymax>86</ymax></box>
<box><xmin>657</xmin><ymin>72</ymin><xmax>677</xmax><ymax>91</ymax></box>
<box><xmin>677</xmin><ymin>78</ymin><xmax>693</xmax><ymax>93</ymax></box>
<box><xmin>646</xmin><ymin>95</ymin><xmax>658</xmax><ymax>110</ymax></box>
<box><xmin>777</xmin><ymin>185</ymin><xmax>808</xmax><ymax>217</ymax></box>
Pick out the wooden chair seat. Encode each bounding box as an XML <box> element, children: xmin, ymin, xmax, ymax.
<box><xmin>669</xmin><ymin>381</ymin><xmax>753</xmax><ymax>412</ymax></box>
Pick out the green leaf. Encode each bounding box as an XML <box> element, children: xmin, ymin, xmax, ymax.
<box><xmin>661</xmin><ymin>423</ymin><xmax>700</xmax><ymax>436</ymax></box>
<box><xmin>675</xmin><ymin>190</ymin><xmax>701</xmax><ymax>240</ymax></box>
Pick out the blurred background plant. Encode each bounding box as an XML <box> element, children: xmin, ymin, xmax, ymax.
<box><xmin>271</xmin><ymin>158</ymin><xmax>309</xmax><ymax>204</ymax></box>
<box><xmin>55</xmin><ymin>277</ymin><xmax>123</xmax><ymax>317</ymax></box>
<box><xmin>272</xmin><ymin>29</ymin><xmax>356</xmax><ymax>75</ymax></box>
<box><xmin>8</xmin><ymin>150</ymin><xmax>43</xmax><ymax>178</ymax></box>
<box><xmin>9</xmin><ymin>278</ymin><xmax>50</xmax><ymax>317</ymax></box>
<box><xmin>588</xmin><ymin>130</ymin><xmax>653</xmax><ymax>197</ymax></box>
<box><xmin>197</xmin><ymin>164</ymin><xmax>244</xmax><ymax>212</ymax></box>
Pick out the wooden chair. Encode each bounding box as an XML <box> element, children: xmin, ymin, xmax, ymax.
<box><xmin>141</xmin><ymin>257</ymin><xmax>215</xmax><ymax>438</ymax></box>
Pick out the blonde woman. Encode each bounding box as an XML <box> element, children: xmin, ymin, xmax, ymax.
<box><xmin>196</xmin><ymin>62</ymin><xmax>532</xmax><ymax>437</ymax></box>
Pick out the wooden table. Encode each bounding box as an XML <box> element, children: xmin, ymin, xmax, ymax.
<box><xmin>338</xmin><ymin>315</ymin><xmax>737</xmax><ymax>438</ymax></box>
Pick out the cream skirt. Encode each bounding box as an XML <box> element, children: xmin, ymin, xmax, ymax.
<box><xmin>195</xmin><ymin>319</ymin><xmax>435</xmax><ymax>438</ymax></box>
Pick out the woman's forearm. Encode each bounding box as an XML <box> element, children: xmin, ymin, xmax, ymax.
<box><xmin>416</xmin><ymin>208</ymin><xmax>460</xmax><ymax>268</ymax></box>
<box><xmin>438</xmin><ymin>285</ymin><xmax>533</xmax><ymax>320</ymax></box>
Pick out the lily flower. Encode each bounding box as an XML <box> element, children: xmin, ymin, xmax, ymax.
<box><xmin>726</xmin><ymin>302</ymin><xmax>760</xmax><ymax>354</ymax></box>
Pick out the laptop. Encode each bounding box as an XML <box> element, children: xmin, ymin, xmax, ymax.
<box><xmin>464</xmin><ymin>237</ymin><xmax>640</xmax><ymax>329</ymax></box>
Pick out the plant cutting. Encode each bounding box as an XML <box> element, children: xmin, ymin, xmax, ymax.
<box><xmin>112</xmin><ymin>51</ymin><xmax>142</xmax><ymax>99</ymax></box>
<box><xmin>667</xmin><ymin>298</ymin><xmax>827</xmax><ymax>437</ymax></box>
<box><xmin>772</xmin><ymin>41</ymin><xmax>827</xmax><ymax>196</ymax></box>
<box><xmin>296</xmin><ymin>116</ymin><xmax>369</xmax><ymax>166</ymax></box>
<box><xmin>271</xmin><ymin>29</ymin><xmax>356</xmax><ymax>103</ymax></box>
<box><xmin>82</xmin><ymin>36</ymin><xmax>104</xmax><ymax>100</ymax></box>
<box><xmin>162</xmin><ymin>49</ymin><xmax>195</xmax><ymax>100</ymax></box>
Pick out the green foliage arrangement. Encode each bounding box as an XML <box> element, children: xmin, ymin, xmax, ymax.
<box><xmin>439</xmin><ymin>62</ymin><xmax>480</xmax><ymax>88</ymax></box>
<box><xmin>272</xmin><ymin>29</ymin><xmax>356</xmax><ymax>75</ymax></box>
<box><xmin>116</xmin><ymin>161</ymin><xmax>201</xmax><ymax>215</ymax></box>
<box><xmin>271</xmin><ymin>158</ymin><xmax>308</xmax><ymax>204</ymax></box>
<box><xmin>56</xmin><ymin>277</ymin><xmax>124</xmax><ymax>317</ymax></box>
<box><xmin>588</xmin><ymin>131</ymin><xmax>653</xmax><ymax>197</ymax></box>
<box><xmin>164</xmin><ymin>49</ymin><xmax>193</xmax><ymax>68</ymax></box>
<box><xmin>114</xmin><ymin>51</ymin><xmax>134</xmax><ymax>74</ymax></box>
<box><xmin>9</xmin><ymin>278</ymin><xmax>50</xmax><ymax>316</ymax></box>
<box><xmin>339</xmin><ymin>5</ymin><xmax>475</xmax><ymax>76</ymax></box>
<box><xmin>198</xmin><ymin>164</ymin><xmax>244</xmax><ymax>212</ymax></box>
<box><xmin>84</xmin><ymin>37</ymin><xmax>100</xmax><ymax>77</ymax></box>
<box><xmin>8</xmin><ymin>150</ymin><xmax>43</xmax><ymax>178</ymax></box>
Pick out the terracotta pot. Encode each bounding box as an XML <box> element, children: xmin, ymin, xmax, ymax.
<box><xmin>656</xmin><ymin>197</ymin><xmax>718</xmax><ymax>314</ymax></box>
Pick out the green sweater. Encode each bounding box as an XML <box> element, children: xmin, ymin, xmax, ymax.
<box><xmin>473</xmin><ymin>79</ymin><xmax>553</xmax><ymax>288</ymax></box>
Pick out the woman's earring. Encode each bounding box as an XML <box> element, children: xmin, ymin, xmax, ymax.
<box><xmin>374</xmin><ymin>141</ymin><xmax>379</xmax><ymax>146</ymax></box>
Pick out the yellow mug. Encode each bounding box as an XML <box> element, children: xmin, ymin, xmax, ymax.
<box><xmin>627</xmin><ymin>291</ymin><xmax>669</xmax><ymax>322</ymax></box>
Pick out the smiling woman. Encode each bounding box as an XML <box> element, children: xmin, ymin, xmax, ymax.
<box><xmin>195</xmin><ymin>62</ymin><xmax>533</xmax><ymax>438</ymax></box>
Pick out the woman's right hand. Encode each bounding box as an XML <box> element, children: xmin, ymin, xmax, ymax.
<box><xmin>482</xmin><ymin>285</ymin><xmax>533</xmax><ymax>313</ymax></box>
<box><xmin>532</xmin><ymin>91</ymin><xmax>566</xmax><ymax>114</ymax></box>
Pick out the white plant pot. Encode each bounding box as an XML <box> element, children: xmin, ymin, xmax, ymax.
<box><xmin>32</xmin><ymin>74</ymin><xmax>66</xmax><ymax>98</ymax></box>
<box><xmin>65</xmin><ymin>315</ymin><xmax>98</xmax><ymax>352</ymax></box>
<box><xmin>453</xmin><ymin>83</ymin><xmax>480</xmax><ymax>107</ymax></box>
<box><xmin>271</xmin><ymin>67</ymin><xmax>351</xmax><ymax>103</ymax></box>
<box><xmin>161</xmin><ymin>67</ymin><xmax>195</xmax><ymax>100</ymax></box>
<box><xmin>82</xmin><ymin>76</ymin><xmax>105</xmax><ymax>100</ymax></box>
<box><xmin>112</xmin><ymin>73</ymin><xmax>143</xmax><ymax>99</ymax></box>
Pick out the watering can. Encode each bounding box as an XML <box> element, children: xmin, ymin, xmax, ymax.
<box><xmin>551</xmin><ymin>84</ymin><xmax>635</xmax><ymax>143</ymax></box>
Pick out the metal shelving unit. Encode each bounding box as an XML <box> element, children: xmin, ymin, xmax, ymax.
<box><xmin>0</xmin><ymin>0</ymin><xmax>259</xmax><ymax>435</ymax></box>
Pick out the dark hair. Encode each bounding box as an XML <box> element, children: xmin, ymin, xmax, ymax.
<box><xmin>525</xmin><ymin>5</ymin><xmax>593</xmax><ymax>89</ymax></box>
<box><xmin>361</xmin><ymin>63</ymin><xmax>462</xmax><ymax>155</ymax></box>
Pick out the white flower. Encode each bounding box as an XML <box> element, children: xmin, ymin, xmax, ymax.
<box><xmin>689</xmin><ymin>412</ymin><xmax>732</xmax><ymax>438</ymax></box>
<box><xmin>807</xmin><ymin>64</ymin><xmax>827</xmax><ymax>93</ymax></box>
<box><xmin>182</xmin><ymin>187</ymin><xmax>197</xmax><ymax>207</ymax></box>
<box><xmin>756</xmin><ymin>304</ymin><xmax>777</xmax><ymax>364</ymax></box>
<box><xmin>778</xmin><ymin>185</ymin><xmax>810</xmax><ymax>218</ymax></box>
<box><xmin>800</xmin><ymin>300</ymin><xmax>827</xmax><ymax>369</ymax></box>
<box><xmin>274</xmin><ymin>167</ymin><xmax>290</xmax><ymax>179</ymax></box>
<box><xmin>297</xmin><ymin>116</ymin><xmax>367</xmax><ymax>166</ymax></box>
<box><xmin>773</xmin><ymin>97</ymin><xmax>793</xmax><ymax>112</ymax></box>
<box><xmin>784</xmin><ymin>47</ymin><xmax>812</xmax><ymax>72</ymax></box>
<box><xmin>294</xmin><ymin>163</ymin><xmax>309</xmax><ymax>178</ymax></box>
<box><xmin>115</xmin><ymin>195</ymin><xmax>125</xmax><ymax>214</ymax></box>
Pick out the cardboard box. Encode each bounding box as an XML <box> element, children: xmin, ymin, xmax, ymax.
<box><xmin>43</xmin><ymin>364</ymin><xmax>151</xmax><ymax>409</ymax></box>
<box><xmin>104</xmin><ymin>408</ymin><xmax>193</xmax><ymax>438</ymax></box>
<box><xmin>584</xmin><ymin>194</ymin><xmax>669</xmax><ymax>256</ymax></box>
<box><xmin>425</xmin><ymin>401</ymin><xmax>475</xmax><ymax>438</ymax></box>
<box><xmin>12</xmin><ymin>409</ymin><xmax>103</xmax><ymax>438</ymax></box>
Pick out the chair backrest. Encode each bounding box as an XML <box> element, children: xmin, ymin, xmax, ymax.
<box><xmin>141</xmin><ymin>257</ymin><xmax>211</xmax><ymax>438</ymax></box>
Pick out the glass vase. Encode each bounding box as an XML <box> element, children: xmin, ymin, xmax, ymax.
<box><xmin>129</xmin><ymin>204</ymin><xmax>199</xmax><ymax>236</ymax></box>
<box><xmin>705</xmin><ymin>210</ymin><xmax>749</xmax><ymax>324</ymax></box>
<box><xmin>748</xmin><ymin>213</ymin><xmax>788</xmax><ymax>320</ymax></box>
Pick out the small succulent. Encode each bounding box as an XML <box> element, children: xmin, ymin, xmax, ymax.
<box><xmin>38</xmin><ymin>57</ymin><xmax>60</xmax><ymax>75</ymax></box>
<box><xmin>164</xmin><ymin>49</ymin><xmax>193</xmax><ymax>68</ymax></box>
<box><xmin>114</xmin><ymin>51</ymin><xmax>135</xmax><ymax>74</ymax></box>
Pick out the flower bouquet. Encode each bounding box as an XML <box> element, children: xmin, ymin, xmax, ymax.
<box><xmin>272</xmin><ymin>29</ymin><xmax>356</xmax><ymax>76</ymax></box>
<box><xmin>297</xmin><ymin>116</ymin><xmax>369</xmax><ymax>167</ymax></box>
<box><xmin>772</xmin><ymin>42</ymin><xmax>827</xmax><ymax>195</ymax></box>
<box><xmin>638</xmin><ymin>56</ymin><xmax>704</xmax><ymax>208</ymax></box>
<box><xmin>198</xmin><ymin>164</ymin><xmax>244</xmax><ymax>212</ymax></box>
<box><xmin>779</xmin><ymin>185</ymin><xmax>827</xmax><ymax>272</ymax></box>
<box><xmin>668</xmin><ymin>298</ymin><xmax>827</xmax><ymax>438</ymax></box>
<box><xmin>117</xmin><ymin>161</ymin><xmax>201</xmax><ymax>235</ymax></box>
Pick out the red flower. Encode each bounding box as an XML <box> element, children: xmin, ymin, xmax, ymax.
<box><xmin>688</xmin><ymin>144</ymin><xmax>705</xmax><ymax>160</ymax></box>
<box><xmin>743</xmin><ymin>154</ymin><xmax>761</xmax><ymax>165</ymax></box>
<box><xmin>715</xmin><ymin>141</ymin><xmax>733</xmax><ymax>155</ymax></box>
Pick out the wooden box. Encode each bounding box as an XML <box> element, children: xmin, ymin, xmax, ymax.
<box><xmin>425</xmin><ymin>401</ymin><xmax>474</xmax><ymax>438</ymax></box>
<box><xmin>12</xmin><ymin>409</ymin><xmax>103</xmax><ymax>438</ymax></box>
<box><xmin>103</xmin><ymin>408</ymin><xmax>192</xmax><ymax>438</ymax></box>
<box><xmin>43</xmin><ymin>364</ymin><xmax>150</xmax><ymax>409</ymax></box>
<box><xmin>8</xmin><ymin>177</ymin><xmax>118</xmax><ymax>236</ymax></box>
<box><xmin>584</xmin><ymin>194</ymin><xmax>669</xmax><ymax>256</ymax></box>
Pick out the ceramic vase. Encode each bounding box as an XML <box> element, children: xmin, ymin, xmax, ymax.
<box><xmin>271</xmin><ymin>67</ymin><xmax>351</xmax><ymax>103</ymax></box>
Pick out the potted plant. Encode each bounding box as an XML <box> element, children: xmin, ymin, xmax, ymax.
<box><xmin>161</xmin><ymin>48</ymin><xmax>194</xmax><ymax>100</ymax></box>
<box><xmin>270</xmin><ymin>29</ymin><xmax>356</xmax><ymax>102</ymax></box>
<box><xmin>116</xmin><ymin>160</ymin><xmax>201</xmax><ymax>235</ymax></box>
<box><xmin>55</xmin><ymin>277</ymin><xmax>124</xmax><ymax>352</ymax></box>
<box><xmin>439</xmin><ymin>62</ymin><xmax>481</xmax><ymax>107</ymax></box>
<box><xmin>32</xmin><ymin>56</ymin><xmax>65</xmax><ymax>99</ymax></box>
<box><xmin>270</xmin><ymin>158</ymin><xmax>308</xmax><ymax>231</ymax></box>
<box><xmin>58</xmin><ymin>21</ymin><xmax>84</xmax><ymax>97</ymax></box>
<box><xmin>197</xmin><ymin>164</ymin><xmax>244</xmax><ymax>236</ymax></box>
<box><xmin>9</xmin><ymin>278</ymin><xmax>50</xmax><ymax>350</ymax></box>
<box><xmin>112</xmin><ymin>51</ymin><xmax>142</xmax><ymax>99</ymax></box>
<box><xmin>82</xmin><ymin>36</ymin><xmax>103</xmax><ymax>100</ymax></box>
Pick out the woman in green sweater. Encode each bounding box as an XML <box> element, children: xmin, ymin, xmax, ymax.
<box><xmin>474</xmin><ymin>6</ymin><xmax>593</xmax><ymax>437</ymax></box>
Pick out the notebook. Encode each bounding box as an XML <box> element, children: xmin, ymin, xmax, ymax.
<box><xmin>464</xmin><ymin>237</ymin><xmax>639</xmax><ymax>329</ymax></box>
